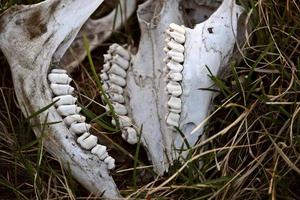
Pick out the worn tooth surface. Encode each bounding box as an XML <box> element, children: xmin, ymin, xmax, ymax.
<box><xmin>48</xmin><ymin>73</ymin><xmax>72</xmax><ymax>84</ymax></box>
<box><xmin>91</xmin><ymin>144</ymin><xmax>107</xmax><ymax>159</ymax></box>
<box><xmin>168</xmin><ymin>96</ymin><xmax>182</xmax><ymax>110</ymax></box>
<box><xmin>57</xmin><ymin>105</ymin><xmax>81</xmax><ymax>116</ymax></box>
<box><xmin>113</xmin><ymin>103</ymin><xmax>128</xmax><ymax>115</ymax></box>
<box><xmin>110</xmin><ymin>93</ymin><xmax>125</xmax><ymax>104</ymax></box>
<box><xmin>167</xmin><ymin>40</ymin><xmax>184</xmax><ymax>53</ymax></box>
<box><xmin>166</xmin><ymin>81</ymin><xmax>182</xmax><ymax>96</ymax></box>
<box><xmin>167</xmin><ymin>50</ymin><xmax>184</xmax><ymax>63</ymax></box>
<box><xmin>166</xmin><ymin>112</ymin><xmax>180</xmax><ymax>127</ymax></box>
<box><xmin>69</xmin><ymin>123</ymin><xmax>91</xmax><ymax>135</ymax></box>
<box><xmin>100</xmin><ymin>73</ymin><xmax>109</xmax><ymax>81</ymax></box>
<box><xmin>109</xmin><ymin>84</ymin><xmax>123</xmax><ymax>94</ymax></box>
<box><xmin>168</xmin><ymin>71</ymin><xmax>183</xmax><ymax>81</ymax></box>
<box><xmin>50</xmin><ymin>84</ymin><xmax>74</xmax><ymax>96</ymax></box>
<box><xmin>112</xmin><ymin>55</ymin><xmax>129</xmax><ymax>70</ymax></box>
<box><xmin>77</xmin><ymin>133</ymin><xmax>98</xmax><ymax>150</ymax></box>
<box><xmin>115</xmin><ymin>46</ymin><xmax>130</xmax><ymax>60</ymax></box>
<box><xmin>163</xmin><ymin>47</ymin><xmax>170</xmax><ymax>53</ymax></box>
<box><xmin>163</xmin><ymin>57</ymin><xmax>170</xmax><ymax>64</ymax></box>
<box><xmin>51</xmin><ymin>69</ymin><xmax>67</xmax><ymax>74</ymax></box>
<box><xmin>169</xmin><ymin>23</ymin><xmax>186</xmax><ymax>35</ymax></box>
<box><xmin>169</xmin><ymin>31</ymin><xmax>185</xmax><ymax>44</ymax></box>
<box><xmin>53</xmin><ymin>95</ymin><xmax>77</xmax><ymax>106</ymax></box>
<box><xmin>104</xmin><ymin>156</ymin><xmax>116</xmax><ymax>170</ymax></box>
<box><xmin>64</xmin><ymin>114</ymin><xmax>86</xmax><ymax>126</ymax></box>
<box><xmin>169</xmin><ymin>108</ymin><xmax>181</xmax><ymax>114</ymax></box>
<box><xmin>124</xmin><ymin>127</ymin><xmax>138</xmax><ymax>144</ymax></box>
<box><xmin>103</xmin><ymin>54</ymin><xmax>112</xmax><ymax>62</ymax></box>
<box><xmin>109</xmin><ymin>64</ymin><xmax>127</xmax><ymax>78</ymax></box>
<box><xmin>112</xmin><ymin>116</ymin><xmax>132</xmax><ymax>127</ymax></box>
<box><xmin>103</xmin><ymin>63</ymin><xmax>111</xmax><ymax>72</ymax></box>
<box><xmin>102</xmin><ymin>82</ymin><xmax>109</xmax><ymax>91</ymax></box>
<box><xmin>99</xmin><ymin>151</ymin><xmax>109</xmax><ymax>160</ymax></box>
<box><xmin>167</xmin><ymin>61</ymin><xmax>183</xmax><ymax>72</ymax></box>
<box><xmin>109</xmin><ymin>74</ymin><xmax>126</xmax><ymax>87</ymax></box>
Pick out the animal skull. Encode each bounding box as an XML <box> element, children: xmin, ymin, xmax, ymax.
<box><xmin>100</xmin><ymin>0</ymin><xmax>245</xmax><ymax>175</ymax></box>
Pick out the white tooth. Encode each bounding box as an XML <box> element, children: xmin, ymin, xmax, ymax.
<box><xmin>112</xmin><ymin>116</ymin><xmax>132</xmax><ymax>127</ymax></box>
<box><xmin>115</xmin><ymin>46</ymin><xmax>130</xmax><ymax>60</ymax></box>
<box><xmin>109</xmin><ymin>74</ymin><xmax>126</xmax><ymax>87</ymax></box>
<box><xmin>77</xmin><ymin>133</ymin><xmax>98</xmax><ymax>150</ymax></box>
<box><xmin>167</xmin><ymin>40</ymin><xmax>184</xmax><ymax>53</ymax></box>
<box><xmin>48</xmin><ymin>73</ymin><xmax>72</xmax><ymax>84</ymax></box>
<box><xmin>50</xmin><ymin>84</ymin><xmax>74</xmax><ymax>96</ymax></box>
<box><xmin>167</xmin><ymin>50</ymin><xmax>184</xmax><ymax>63</ymax></box>
<box><xmin>102</xmin><ymin>82</ymin><xmax>109</xmax><ymax>91</ymax></box>
<box><xmin>166</xmin><ymin>81</ymin><xmax>182</xmax><ymax>96</ymax></box>
<box><xmin>104</xmin><ymin>156</ymin><xmax>115</xmax><ymax>170</ymax></box>
<box><xmin>167</xmin><ymin>61</ymin><xmax>183</xmax><ymax>72</ymax></box>
<box><xmin>121</xmin><ymin>127</ymin><xmax>138</xmax><ymax>144</ymax></box>
<box><xmin>57</xmin><ymin>105</ymin><xmax>81</xmax><ymax>116</ymax></box>
<box><xmin>109</xmin><ymin>43</ymin><xmax>119</xmax><ymax>53</ymax></box>
<box><xmin>109</xmin><ymin>64</ymin><xmax>127</xmax><ymax>78</ymax></box>
<box><xmin>169</xmin><ymin>31</ymin><xmax>185</xmax><ymax>44</ymax></box>
<box><xmin>100</xmin><ymin>73</ymin><xmax>109</xmax><ymax>81</ymax></box>
<box><xmin>99</xmin><ymin>151</ymin><xmax>109</xmax><ymax>160</ymax></box>
<box><xmin>91</xmin><ymin>144</ymin><xmax>107</xmax><ymax>160</ymax></box>
<box><xmin>163</xmin><ymin>47</ymin><xmax>170</xmax><ymax>53</ymax></box>
<box><xmin>113</xmin><ymin>103</ymin><xmax>127</xmax><ymax>115</ymax></box>
<box><xmin>69</xmin><ymin>123</ymin><xmax>91</xmax><ymax>135</ymax></box>
<box><xmin>112</xmin><ymin>55</ymin><xmax>129</xmax><ymax>70</ymax></box>
<box><xmin>103</xmin><ymin>63</ymin><xmax>111</xmax><ymax>72</ymax></box>
<box><xmin>164</xmin><ymin>37</ymin><xmax>171</xmax><ymax>43</ymax></box>
<box><xmin>166</xmin><ymin>112</ymin><xmax>180</xmax><ymax>127</ymax></box>
<box><xmin>51</xmin><ymin>69</ymin><xmax>67</xmax><ymax>74</ymax></box>
<box><xmin>170</xmin><ymin>108</ymin><xmax>181</xmax><ymax>114</ymax></box>
<box><xmin>64</xmin><ymin>114</ymin><xmax>86</xmax><ymax>126</ymax></box>
<box><xmin>169</xmin><ymin>23</ymin><xmax>186</xmax><ymax>35</ymax></box>
<box><xmin>103</xmin><ymin>54</ymin><xmax>112</xmax><ymax>62</ymax></box>
<box><xmin>109</xmin><ymin>84</ymin><xmax>123</xmax><ymax>94</ymax></box>
<box><xmin>53</xmin><ymin>95</ymin><xmax>77</xmax><ymax>106</ymax></box>
<box><xmin>168</xmin><ymin>96</ymin><xmax>182</xmax><ymax>110</ymax></box>
<box><xmin>163</xmin><ymin>57</ymin><xmax>170</xmax><ymax>63</ymax></box>
<box><xmin>110</xmin><ymin>93</ymin><xmax>125</xmax><ymax>103</ymax></box>
<box><xmin>168</xmin><ymin>71</ymin><xmax>183</xmax><ymax>81</ymax></box>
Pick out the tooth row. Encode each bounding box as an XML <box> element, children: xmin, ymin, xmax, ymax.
<box><xmin>100</xmin><ymin>44</ymin><xmax>138</xmax><ymax>145</ymax></box>
<box><xmin>164</xmin><ymin>24</ymin><xmax>186</xmax><ymax>128</ymax></box>
<box><xmin>49</xmin><ymin>69</ymin><xmax>115</xmax><ymax>170</ymax></box>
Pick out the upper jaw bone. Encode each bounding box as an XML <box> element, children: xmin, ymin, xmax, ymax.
<box><xmin>0</xmin><ymin>0</ymin><xmax>120</xmax><ymax>198</ymax></box>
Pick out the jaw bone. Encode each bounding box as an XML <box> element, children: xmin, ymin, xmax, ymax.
<box><xmin>61</xmin><ymin>0</ymin><xmax>137</xmax><ymax>72</ymax></box>
<box><xmin>0</xmin><ymin>0</ymin><xmax>120</xmax><ymax>198</ymax></box>
<box><xmin>100</xmin><ymin>0</ymin><xmax>244</xmax><ymax>174</ymax></box>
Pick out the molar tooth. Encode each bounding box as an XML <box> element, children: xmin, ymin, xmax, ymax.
<box><xmin>167</xmin><ymin>50</ymin><xmax>184</xmax><ymax>63</ymax></box>
<box><xmin>103</xmin><ymin>54</ymin><xmax>112</xmax><ymax>62</ymax></box>
<box><xmin>166</xmin><ymin>112</ymin><xmax>180</xmax><ymax>127</ymax></box>
<box><xmin>163</xmin><ymin>57</ymin><xmax>170</xmax><ymax>64</ymax></box>
<box><xmin>108</xmin><ymin>43</ymin><xmax>119</xmax><ymax>53</ymax></box>
<box><xmin>69</xmin><ymin>123</ymin><xmax>91</xmax><ymax>135</ymax></box>
<box><xmin>109</xmin><ymin>64</ymin><xmax>127</xmax><ymax>78</ymax></box>
<box><xmin>115</xmin><ymin>46</ymin><xmax>130</xmax><ymax>60</ymax></box>
<box><xmin>53</xmin><ymin>95</ymin><xmax>77</xmax><ymax>106</ymax></box>
<box><xmin>169</xmin><ymin>23</ymin><xmax>186</xmax><ymax>35</ymax></box>
<box><xmin>104</xmin><ymin>156</ymin><xmax>115</xmax><ymax>170</ymax></box>
<box><xmin>112</xmin><ymin>55</ymin><xmax>129</xmax><ymax>70</ymax></box>
<box><xmin>167</xmin><ymin>40</ymin><xmax>184</xmax><ymax>53</ymax></box>
<box><xmin>112</xmin><ymin>116</ymin><xmax>132</xmax><ymax>127</ymax></box>
<box><xmin>169</xmin><ymin>31</ymin><xmax>185</xmax><ymax>44</ymax></box>
<box><xmin>57</xmin><ymin>105</ymin><xmax>81</xmax><ymax>116</ymax></box>
<box><xmin>109</xmin><ymin>74</ymin><xmax>126</xmax><ymax>87</ymax></box>
<box><xmin>100</xmin><ymin>73</ymin><xmax>109</xmax><ymax>81</ymax></box>
<box><xmin>77</xmin><ymin>133</ymin><xmax>98</xmax><ymax>150</ymax></box>
<box><xmin>163</xmin><ymin>47</ymin><xmax>170</xmax><ymax>53</ymax></box>
<box><xmin>109</xmin><ymin>84</ymin><xmax>123</xmax><ymax>94</ymax></box>
<box><xmin>64</xmin><ymin>114</ymin><xmax>86</xmax><ymax>126</ymax></box>
<box><xmin>103</xmin><ymin>63</ymin><xmax>111</xmax><ymax>72</ymax></box>
<box><xmin>110</xmin><ymin>93</ymin><xmax>125</xmax><ymax>104</ymax></box>
<box><xmin>50</xmin><ymin>84</ymin><xmax>74</xmax><ymax>96</ymax></box>
<box><xmin>91</xmin><ymin>144</ymin><xmax>107</xmax><ymax>160</ymax></box>
<box><xmin>169</xmin><ymin>108</ymin><xmax>181</xmax><ymax>114</ymax></box>
<box><xmin>113</xmin><ymin>103</ymin><xmax>127</xmax><ymax>115</ymax></box>
<box><xmin>168</xmin><ymin>96</ymin><xmax>182</xmax><ymax>110</ymax></box>
<box><xmin>99</xmin><ymin>151</ymin><xmax>108</xmax><ymax>160</ymax></box>
<box><xmin>166</xmin><ymin>81</ymin><xmax>182</xmax><ymax>96</ymax></box>
<box><xmin>48</xmin><ymin>73</ymin><xmax>72</xmax><ymax>84</ymax></box>
<box><xmin>102</xmin><ymin>82</ymin><xmax>109</xmax><ymax>91</ymax></box>
<box><xmin>167</xmin><ymin>61</ymin><xmax>183</xmax><ymax>72</ymax></box>
<box><xmin>168</xmin><ymin>71</ymin><xmax>183</xmax><ymax>81</ymax></box>
<box><xmin>51</xmin><ymin>69</ymin><xmax>67</xmax><ymax>74</ymax></box>
<box><xmin>121</xmin><ymin>127</ymin><xmax>138</xmax><ymax>144</ymax></box>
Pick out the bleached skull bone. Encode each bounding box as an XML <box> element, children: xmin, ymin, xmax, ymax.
<box><xmin>0</xmin><ymin>0</ymin><xmax>120</xmax><ymax>198</ymax></box>
<box><xmin>100</xmin><ymin>0</ymin><xmax>245</xmax><ymax>175</ymax></box>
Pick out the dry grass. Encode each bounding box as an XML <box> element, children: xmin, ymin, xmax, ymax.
<box><xmin>0</xmin><ymin>0</ymin><xmax>300</xmax><ymax>199</ymax></box>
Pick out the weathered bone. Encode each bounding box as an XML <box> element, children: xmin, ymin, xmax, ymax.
<box><xmin>0</xmin><ymin>0</ymin><xmax>120</xmax><ymax>198</ymax></box>
<box><xmin>61</xmin><ymin>0</ymin><xmax>136</xmax><ymax>71</ymax></box>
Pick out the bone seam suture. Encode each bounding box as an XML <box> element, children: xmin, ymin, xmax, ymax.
<box><xmin>164</xmin><ymin>23</ymin><xmax>186</xmax><ymax>128</ymax></box>
<box><xmin>100</xmin><ymin>44</ymin><xmax>138</xmax><ymax>145</ymax></box>
<box><xmin>48</xmin><ymin>68</ymin><xmax>115</xmax><ymax>170</ymax></box>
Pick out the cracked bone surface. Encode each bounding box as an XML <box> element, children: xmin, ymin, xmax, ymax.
<box><xmin>100</xmin><ymin>0</ymin><xmax>244</xmax><ymax>175</ymax></box>
<box><xmin>61</xmin><ymin>0</ymin><xmax>136</xmax><ymax>72</ymax></box>
<box><xmin>0</xmin><ymin>0</ymin><xmax>120</xmax><ymax>198</ymax></box>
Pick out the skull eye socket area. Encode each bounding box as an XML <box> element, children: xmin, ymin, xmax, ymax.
<box><xmin>179</xmin><ymin>0</ymin><xmax>222</xmax><ymax>28</ymax></box>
